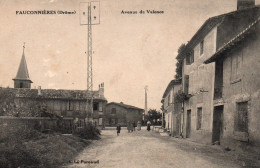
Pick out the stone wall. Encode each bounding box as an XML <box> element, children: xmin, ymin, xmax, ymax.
<box><xmin>0</xmin><ymin>116</ymin><xmax>73</xmax><ymax>134</ymax></box>
<box><xmin>221</xmin><ymin>30</ymin><xmax>260</xmax><ymax>147</ymax></box>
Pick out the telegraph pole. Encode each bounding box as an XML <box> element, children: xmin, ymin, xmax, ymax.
<box><xmin>144</xmin><ymin>85</ymin><xmax>148</xmax><ymax>120</ymax></box>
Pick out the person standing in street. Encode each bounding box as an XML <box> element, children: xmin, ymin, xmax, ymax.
<box><xmin>147</xmin><ymin>120</ymin><xmax>151</xmax><ymax>131</ymax></box>
<box><xmin>116</xmin><ymin>124</ymin><xmax>121</xmax><ymax>136</ymax></box>
<box><xmin>133</xmin><ymin>121</ymin><xmax>136</xmax><ymax>131</ymax></box>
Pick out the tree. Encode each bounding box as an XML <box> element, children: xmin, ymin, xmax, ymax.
<box><xmin>175</xmin><ymin>43</ymin><xmax>186</xmax><ymax>79</ymax></box>
<box><xmin>145</xmin><ymin>109</ymin><xmax>162</xmax><ymax>125</ymax></box>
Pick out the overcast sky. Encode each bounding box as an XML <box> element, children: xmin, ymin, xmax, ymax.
<box><xmin>1</xmin><ymin>0</ymin><xmax>260</xmax><ymax>110</ymax></box>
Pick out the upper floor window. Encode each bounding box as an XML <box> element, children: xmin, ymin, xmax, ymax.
<box><xmin>200</xmin><ymin>40</ymin><xmax>204</xmax><ymax>55</ymax></box>
<box><xmin>98</xmin><ymin>102</ymin><xmax>103</xmax><ymax>112</ymax></box>
<box><xmin>168</xmin><ymin>94</ymin><xmax>171</xmax><ymax>106</ymax></box>
<box><xmin>93</xmin><ymin>102</ymin><xmax>98</xmax><ymax>111</ymax></box>
<box><xmin>111</xmin><ymin>108</ymin><xmax>116</xmax><ymax>114</ymax></box>
<box><xmin>67</xmin><ymin>100</ymin><xmax>72</xmax><ymax>111</ymax></box>
<box><xmin>231</xmin><ymin>52</ymin><xmax>243</xmax><ymax>83</ymax></box>
<box><xmin>186</xmin><ymin>50</ymin><xmax>194</xmax><ymax>65</ymax></box>
<box><xmin>184</xmin><ymin>75</ymin><xmax>189</xmax><ymax>95</ymax></box>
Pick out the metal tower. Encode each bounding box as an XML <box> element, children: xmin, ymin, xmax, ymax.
<box><xmin>80</xmin><ymin>1</ymin><xmax>100</xmax><ymax>122</ymax></box>
<box><xmin>87</xmin><ymin>4</ymin><xmax>93</xmax><ymax>92</ymax></box>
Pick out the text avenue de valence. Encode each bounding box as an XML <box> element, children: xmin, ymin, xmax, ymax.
<box><xmin>121</xmin><ymin>10</ymin><xmax>164</xmax><ymax>14</ymax></box>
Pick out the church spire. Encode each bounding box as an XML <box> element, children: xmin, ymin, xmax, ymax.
<box><xmin>13</xmin><ymin>43</ymin><xmax>33</xmax><ymax>88</ymax></box>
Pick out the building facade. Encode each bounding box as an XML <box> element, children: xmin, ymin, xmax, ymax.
<box><xmin>178</xmin><ymin>1</ymin><xmax>260</xmax><ymax>145</ymax></box>
<box><xmin>161</xmin><ymin>80</ymin><xmax>182</xmax><ymax>137</ymax></box>
<box><xmin>104</xmin><ymin>102</ymin><xmax>144</xmax><ymax>126</ymax></box>
<box><xmin>0</xmin><ymin>45</ymin><xmax>107</xmax><ymax>126</ymax></box>
<box><xmin>204</xmin><ymin>17</ymin><xmax>260</xmax><ymax>147</ymax></box>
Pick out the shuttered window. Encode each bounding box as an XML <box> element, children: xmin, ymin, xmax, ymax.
<box><xmin>235</xmin><ymin>102</ymin><xmax>248</xmax><ymax>133</ymax></box>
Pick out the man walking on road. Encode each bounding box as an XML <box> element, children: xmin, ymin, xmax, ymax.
<box><xmin>116</xmin><ymin>124</ymin><xmax>121</xmax><ymax>136</ymax></box>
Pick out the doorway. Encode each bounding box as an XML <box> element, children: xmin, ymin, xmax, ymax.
<box><xmin>186</xmin><ymin>110</ymin><xmax>191</xmax><ymax>138</ymax></box>
<box><xmin>212</xmin><ymin>105</ymin><xmax>224</xmax><ymax>144</ymax></box>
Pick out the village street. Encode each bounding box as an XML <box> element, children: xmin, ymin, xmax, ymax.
<box><xmin>65</xmin><ymin>127</ymin><xmax>258</xmax><ymax>168</ymax></box>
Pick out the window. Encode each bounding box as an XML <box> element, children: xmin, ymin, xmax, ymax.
<box><xmin>186</xmin><ymin>50</ymin><xmax>194</xmax><ymax>65</ymax></box>
<box><xmin>231</xmin><ymin>52</ymin><xmax>243</xmax><ymax>82</ymax></box>
<box><xmin>168</xmin><ymin>94</ymin><xmax>171</xmax><ymax>106</ymax></box>
<box><xmin>98</xmin><ymin>102</ymin><xmax>103</xmax><ymax>112</ymax></box>
<box><xmin>197</xmin><ymin>107</ymin><xmax>202</xmax><ymax>130</ymax></box>
<box><xmin>93</xmin><ymin>103</ymin><xmax>98</xmax><ymax>111</ymax></box>
<box><xmin>235</xmin><ymin>102</ymin><xmax>248</xmax><ymax>133</ymax></box>
<box><xmin>19</xmin><ymin>82</ymin><xmax>23</xmax><ymax>88</ymax></box>
<box><xmin>111</xmin><ymin>108</ymin><xmax>116</xmax><ymax>114</ymax></box>
<box><xmin>184</xmin><ymin>75</ymin><xmax>189</xmax><ymax>95</ymax></box>
<box><xmin>67</xmin><ymin>101</ymin><xmax>72</xmax><ymax>111</ymax></box>
<box><xmin>200</xmin><ymin>40</ymin><xmax>204</xmax><ymax>55</ymax></box>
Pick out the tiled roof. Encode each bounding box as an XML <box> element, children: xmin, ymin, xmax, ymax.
<box><xmin>107</xmin><ymin>102</ymin><xmax>144</xmax><ymax>110</ymax></box>
<box><xmin>162</xmin><ymin>79</ymin><xmax>181</xmax><ymax>99</ymax></box>
<box><xmin>0</xmin><ymin>88</ymin><xmax>105</xmax><ymax>100</ymax></box>
<box><xmin>204</xmin><ymin>17</ymin><xmax>260</xmax><ymax>64</ymax></box>
<box><xmin>178</xmin><ymin>5</ymin><xmax>260</xmax><ymax>60</ymax></box>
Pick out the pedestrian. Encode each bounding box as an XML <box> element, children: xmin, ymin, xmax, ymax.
<box><xmin>130</xmin><ymin>122</ymin><xmax>134</xmax><ymax>132</ymax></box>
<box><xmin>147</xmin><ymin>120</ymin><xmax>151</xmax><ymax>131</ymax></box>
<box><xmin>127</xmin><ymin>121</ymin><xmax>131</xmax><ymax>133</ymax></box>
<box><xmin>116</xmin><ymin>124</ymin><xmax>121</xmax><ymax>136</ymax></box>
<box><xmin>132</xmin><ymin>121</ymin><xmax>136</xmax><ymax>131</ymax></box>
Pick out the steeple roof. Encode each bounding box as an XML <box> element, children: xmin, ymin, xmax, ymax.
<box><xmin>13</xmin><ymin>44</ymin><xmax>32</xmax><ymax>83</ymax></box>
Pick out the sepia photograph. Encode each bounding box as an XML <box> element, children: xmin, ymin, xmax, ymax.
<box><xmin>0</xmin><ymin>0</ymin><xmax>260</xmax><ymax>167</ymax></box>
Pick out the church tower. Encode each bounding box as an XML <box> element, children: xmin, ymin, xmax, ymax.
<box><xmin>13</xmin><ymin>43</ymin><xmax>33</xmax><ymax>88</ymax></box>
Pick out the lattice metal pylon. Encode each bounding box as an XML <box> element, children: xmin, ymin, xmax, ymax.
<box><xmin>87</xmin><ymin>4</ymin><xmax>93</xmax><ymax>92</ymax></box>
<box><xmin>87</xmin><ymin>4</ymin><xmax>93</xmax><ymax>118</ymax></box>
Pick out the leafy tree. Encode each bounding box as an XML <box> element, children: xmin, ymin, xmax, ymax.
<box><xmin>145</xmin><ymin>109</ymin><xmax>162</xmax><ymax>124</ymax></box>
<box><xmin>175</xmin><ymin>43</ymin><xmax>186</xmax><ymax>79</ymax></box>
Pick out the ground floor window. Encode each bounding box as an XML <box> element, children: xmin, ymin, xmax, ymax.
<box><xmin>197</xmin><ymin>107</ymin><xmax>202</xmax><ymax>130</ymax></box>
<box><xmin>235</xmin><ymin>102</ymin><xmax>248</xmax><ymax>133</ymax></box>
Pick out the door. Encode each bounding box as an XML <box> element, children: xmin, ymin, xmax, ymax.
<box><xmin>212</xmin><ymin>105</ymin><xmax>223</xmax><ymax>144</ymax></box>
<box><xmin>186</xmin><ymin>110</ymin><xmax>191</xmax><ymax>138</ymax></box>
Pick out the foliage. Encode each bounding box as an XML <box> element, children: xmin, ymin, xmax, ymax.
<box><xmin>0</xmin><ymin>121</ymin><xmax>90</xmax><ymax>168</ymax></box>
<box><xmin>175</xmin><ymin>91</ymin><xmax>189</xmax><ymax>103</ymax></box>
<box><xmin>0</xmin><ymin>88</ymin><xmax>16</xmax><ymax>116</ymax></box>
<box><xmin>73</xmin><ymin>122</ymin><xmax>101</xmax><ymax>140</ymax></box>
<box><xmin>145</xmin><ymin>109</ymin><xmax>162</xmax><ymax>124</ymax></box>
<box><xmin>175</xmin><ymin>43</ymin><xmax>186</xmax><ymax>79</ymax></box>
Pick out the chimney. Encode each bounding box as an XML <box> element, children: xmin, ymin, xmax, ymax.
<box><xmin>38</xmin><ymin>86</ymin><xmax>42</xmax><ymax>96</ymax></box>
<box><xmin>237</xmin><ymin>0</ymin><xmax>255</xmax><ymax>10</ymax></box>
<box><xmin>98</xmin><ymin>82</ymin><xmax>104</xmax><ymax>97</ymax></box>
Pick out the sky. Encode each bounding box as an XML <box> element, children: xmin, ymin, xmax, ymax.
<box><xmin>0</xmin><ymin>0</ymin><xmax>260</xmax><ymax>110</ymax></box>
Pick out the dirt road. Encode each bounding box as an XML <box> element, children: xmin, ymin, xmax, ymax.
<box><xmin>66</xmin><ymin>127</ymin><xmax>243</xmax><ymax>168</ymax></box>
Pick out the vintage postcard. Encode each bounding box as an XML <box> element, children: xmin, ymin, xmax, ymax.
<box><xmin>0</xmin><ymin>0</ymin><xmax>260</xmax><ymax>167</ymax></box>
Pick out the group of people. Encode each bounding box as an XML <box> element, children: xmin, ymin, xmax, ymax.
<box><xmin>116</xmin><ymin>120</ymin><xmax>152</xmax><ymax>136</ymax></box>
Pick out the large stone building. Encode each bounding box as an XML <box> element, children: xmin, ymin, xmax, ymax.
<box><xmin>104</xmin><ymin>102</ymin><xmax>144</xmax><ymax>126</ymax></box>
<box><xmin>204</xmin><ymin>17</ymin><xmax>260</xmax><ymax>147</ymax></box>
<box><xmin>0</xmin><ymin>45</ymin><xmax>107</xmax><ymax>126</ymax></box>
<box><xmin>176</xmin><ymin>0</ymin><xmax>260</xmax><ymax>145</ymax></box>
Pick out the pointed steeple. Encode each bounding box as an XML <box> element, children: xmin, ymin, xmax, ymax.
<box><xmin>13</xmin><ymin>43</ymin><xmax>33</xmax><ymax>88</ymax></box>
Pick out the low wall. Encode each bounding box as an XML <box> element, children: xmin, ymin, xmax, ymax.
<box><xmin>0</xmin><ymin>116</ymin><xmax>74</xmax><ymax>134</ymax></box>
